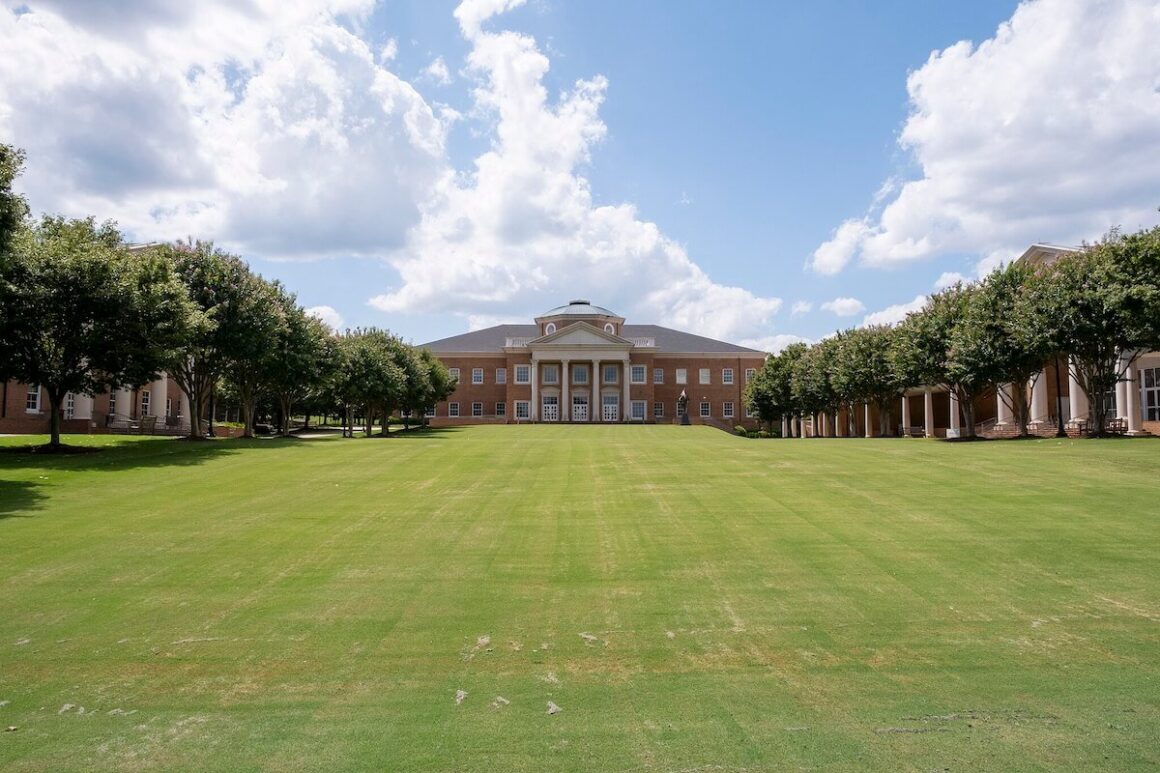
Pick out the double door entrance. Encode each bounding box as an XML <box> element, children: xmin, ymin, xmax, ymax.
<box><xmin>540</xmin><ymin>394</ymin><xmax>617</xmax><ymax>421</ymax></box>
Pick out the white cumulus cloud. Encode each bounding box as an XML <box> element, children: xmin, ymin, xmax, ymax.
<box><xmin>423</xmin><ymin>55</ymin><xmax>453</xmax><ymax>85</ymax></box>
<box><xmin>790</xmin><ymin>300</ymin><xmax>812</xmax><ymax>316</ymax></box>
<box><xmin>820</xmin><ymin>297</ymin><xmax>866</xmax><ymax>317</ymax></box>
<box><xmin>810</xmin><ymin>0</ymin><xmax>1160</xmax><ymax>277</ymax></box>
<box><xmin>739</xmin><ymin>334</ymin><xmax>812</xmax><ymax>355</ymax></box>
<box><xmin>932</xmin><ymin>271</ymin><xmax>966</xmax><ymax>291</ymax></box>
<box><xmin>369</xmin><ymin>0</ymin><xmax>784</xmax><ymax>343</ymax></box>
<box><xmin>861</xmin><ymin>294</ymin><xmax>927</xmax><ymax>327</ymax></box>
<box><xmin>305</xmin><ymin>304</ymin><xmax>345</xmax><ymax>331</ymax></box>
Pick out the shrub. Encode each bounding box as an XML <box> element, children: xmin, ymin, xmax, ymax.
<box><xmin>757</xmin><ymin>430</ymin><xmax>771</xmax><ymax>439</ymax></box>
<box><xmin>734</xmin><ymin>425</ymin><xmax>748</xmax><ymax>435</ymax></box>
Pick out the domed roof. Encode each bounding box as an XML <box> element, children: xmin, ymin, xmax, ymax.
<box><xmin>538</xmin><ymin>299</ymin><xmax>620</xmax><ymax>318</ymax></box>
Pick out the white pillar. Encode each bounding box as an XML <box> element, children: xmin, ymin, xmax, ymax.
<box><xmin>179</xmin><ymin>389</ymin><xmax>191</xmax><ymax>429</ymax></box>
<box><xmin>1030</xmin><ymin>372</ymin><xmax>1047</xmax><ymax>421</ymax></box>
<box><xmin>1067</xmin><ymin>357</ymin><xmax>1087</xmax><ymax>427</ymax></box>
<box><xmin>1115</xmin><ymin>353</ymin><xmax>1129</xmax><ymax>419</ymax></box>
<box><xmin>781</xmin><ymin>415</ymin><xmax>789</xmax><ymax>437</ymax></box>
<box><xmin>924</xmin><ymin>389</ymin><xmax>934</xmax><ymax>438</ymax></box>
<box><xmin>561</xmin><ymin>360</ymin><xmax>570</xmax><ymax>422</ymax></box>
<box><xmin>799</xmin><ymin>414</ymin><xmax>808</xmax><ymax>439</ymax></box>
<box><xmin>832</xmin><ymin>411</ymin><xmax>840</xmax><ymax>437</ymax></box>
<box><xmin>530</xmin><ymin>360</ymin><xmax>539</xmax><ymax>421</ymax></box>
<box><xmin>949</xmin><ymin>392</ymin><xmax>961</xmax><ymax>435</ymax></box>
<box><xmin>117</xmin><ymin>386</ymin><xmax>134</xmax><ymax>420</ymax></box>
<box><xmin>151</xmin><ymin>374</ymin><xmax>168</xmax><ymax>417</ymax></box>
<box><xmin>901</xmin><ymin>394</ymin><xmax>911</xmax><ymax>436</ymax></box>
<box><xmin>591</xmin><ymin>360</ymin><xmax>599</xmax><ymax>422</ymax></box>
<box><xmin>622</xmin><ymin>357</ymin><xmax>631</xmax><ymax>422</ymax></box>
<box><xmin>864</xmin><ymin>402</ymin><xmax>872</xmax><ymax>438</ymax></box>
<box><xmin>820</xmin><ymin>412</ymin><xmax>827</xmax><ymax>437</ymax></box>
<box><xmin>74</xmin><ymin>393</ymin><xmax>94</xmax><ymax>421</ymax></box>
<box><xmin>996</xmin><ymin>384</ymin><xmax>1012</xmax><ymax>424</ymax></box>
<box><xmin>1125</xmin><ymin>359</ymin><xmax>1145</xmax><ymax>434</ymax></box>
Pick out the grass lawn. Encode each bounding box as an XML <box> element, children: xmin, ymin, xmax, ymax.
<box><xmin>1</xmin><ymin>426</ymin><xmax>1158</xmax><ymax>771</ymax></box>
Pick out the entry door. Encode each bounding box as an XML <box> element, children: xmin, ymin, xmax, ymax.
<box><xmin>572</xmin><ymin>395</ymin><xmax>588</xmax><ymax>422</ymax></box>
<box><xmin>542</xmin><ymin>395</ymin><xmax>559</xmax><ymax>422</ymax></box>
<box><xmin>602</xmin><ymin>395</ymin><xmax>619</xmax><ymax>423</ymax></box>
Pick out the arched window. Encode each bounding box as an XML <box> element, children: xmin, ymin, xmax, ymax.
<box><xmin>604</xmin><ymin>323</ymin><xmax>615</xmax><ymax>334</ymax></box>
<box><xmin>545</xmin><ymin>322</ymin><xmax>557</xmax><ymax>335</ymax></box>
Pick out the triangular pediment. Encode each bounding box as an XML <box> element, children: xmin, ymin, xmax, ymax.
<box><xmin>529</xmin><ymin>321</ymin><xmax>631</xmax><ymax>347</ymax></box>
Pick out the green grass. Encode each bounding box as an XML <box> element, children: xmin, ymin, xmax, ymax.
<box><xmin>1</xmin><ymin>427</ymin><xmax>1158</xmax><ymax>771</ymax></box>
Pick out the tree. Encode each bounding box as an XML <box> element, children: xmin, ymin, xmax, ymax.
<box><xmin>0</xmin><ymin>144</ymin><xmax>28</xmax><ymax>257</ymax></box>
<box><xmin>263</xmin><ymin>298</ymin><xmax>338</xmax><ymax>436</ymax></box>
<box><xmin>332</xmin><ymin>329</ymin><xmax>406</xmax><ymax>437</ymax></box>
<box><xmin>1031</xmin><ymin>226</ymin><xmax>1160</xmax><ymax>435</ymax></box>
<box><xmin>0</xmin><ymin>216</ymin><xmax>192</xmax><ymax>448</ymax></box>
<box><xmin>744</xmin><ymin>343</ymin><xmax>805</xmax><ymax>435</ymax></box>
<box><xmin>893</xmin><ymin>284</ymin><xmax>986</xmax><ymax>438</ymax></box>
<box><xmin>226</xmin><ymin>273</ymin><xmax>287</xmax><ymax>438</ymax></box>
<box><xmin>832</xmin><ymin>325</ymin><xmax>902</xmax><ymax>437</ymax></box>
<box><xmin>791</xmin><ymin>338</ymin><xmax>839</xmax><ymax>436</ymax></box>
<box><xmin>160</xmin><ymin>241</ymin><xmax>256</xmax><ymax>439</ymax></box>
<box><xmin>411</xmin><ymin>348</ymin><xmax>455</xmax><ymax>427</ymax></box>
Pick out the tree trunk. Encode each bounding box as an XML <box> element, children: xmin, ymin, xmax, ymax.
<box><xmin>961</xmin><ymin>393</ymin><xmax>977</xmax><ymax>438</ymax></box>
<box><xmin>47</xmin><ymin>387</ymin><xmax>63</xmax><ymax>448</ymax></box>
<box><xmin>279</xmin><ymin>395</ymin><xmax>293</xmax><ymax>435</ymax></box>
<box><xmin>240</xmin><ymin>396</ymin><xmax>255</xmax><ymax>439</ymax></box>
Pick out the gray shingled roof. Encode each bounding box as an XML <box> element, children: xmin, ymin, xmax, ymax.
<box><xmin>538</xmin><ymin>299</ymin><xmax>621</xmax><ymax>318</ymax></box>
<box><xmin>421</xmin><ymin>324</ymin><xmax>763</xmax><ymax>354</ymax></box>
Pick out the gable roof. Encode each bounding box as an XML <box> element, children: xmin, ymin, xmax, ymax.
<box><xmin>532</xmin><ymin>321</ymin><xmax>630</xmax><ymax>346</ymax></box>
<box><xmin>421</xmin><ymin>323</ymin><xmax>764</xmax><ymax>355</ymax></box>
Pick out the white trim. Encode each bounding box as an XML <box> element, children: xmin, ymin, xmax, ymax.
<box><xmin>630</xmin><ymin>399</ymin><xmax>646</xmax><ymax>420</ymax></box>
<box><xmin>675</xmin><ymin>368</ymin><xmax>687</xmax><ymax>385</ymax></box>
<box><xmin>448</xmin><ymin>402</ymin><xmax>460</xmax><ymax>417</ymax></box>
<box><xmin>496</xmin><ymin>367</ymin><xmax>507</xmax><ymax>384</ymax></box>
<box><xmin>471</xmin><ymin>401</ymin><xmax>483</xmax><ymax>417</ymax></box>
<box><xmin>653</xmin><ymin>367</ymin><xmax>664</xmax><ymax>384</ymax></box>
<box><xmin>699</xmin><ymin>368</ymin><xmax>711</xmax><ymax>385</ymax></box>
<box><xmin>722</xmin><ymin>368</ymin><xmax>734</xmax><ymax>385</ymax></box>
<box><xmin>515</xmin><ymin>400</ymin><xmax>530</xmax><ymax>419</ymax></box>
<box><xmin>699</xmin><ymin>401</ymin><xmax>711</xmax><ymax>418</ymax></box>
<box><xmin>630</xmin><ymin>364</ymin><xmax>646</xmax><ymax>384</ymax></box>
<box><xmin>472</xmin><ymin>368</ymin><xmax>484</xmax><ymax>384</ymax></box>
<box><xmin>25</xmin><ymin>384</ymin><xmax>40</xmax><ymax>413</ymax></box>
<box><xmin>723</xmin><ymin>401</ymin><xmax>735</xmax><ymax>419</ymax></box>
<box><xmin>653</xmin><ymin>401</ymin><xmax>664</xmax><ymax>418</ymax></box>
<box><xmin>496</xmin><ymin>401</ymin><xmax>506</xmax><ymax>417</ymax></box>
<box><xmin>515</xmin><ymin>364</ymin><xmax>531</xmax><ymax>384</ymax></box>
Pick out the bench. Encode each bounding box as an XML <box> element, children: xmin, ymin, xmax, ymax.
<box><xmin>1105</xmin><ymin>417</ymin><xmax>1128</xmax><ymax>435</ymax></box>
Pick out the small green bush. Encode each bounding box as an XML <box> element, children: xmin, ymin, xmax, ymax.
<box><xmin>734</xmin><ymin>425</ymin><xmax>748</xmax><ymax>435</ymax></box>
<box><xmin>757</xmin><ymin>430</ymin><xmax>771</xmax><ymax>439</ymax></box>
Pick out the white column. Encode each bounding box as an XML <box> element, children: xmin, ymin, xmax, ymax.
<box><xmin>591</xmin><ymin>360</ymin><xmax>599</xmax><ymax>422</ymax></box>
<box><xmin>530</xmin><ymin>359</ymin><xmax>539</xmax><ymax>421</ymax></box>
<box><xmin>1030</xmin><ymin>372</ymin><xmax>1047</xmax><ymax>421</ymax></box>
<box><xmin>781</xmin><ymin>415</ymin><xmax>789</xmax><ymax>437</ymax></box>
<box><xmin>1125</xmin><ymin>359</ymin><xmax>1145</xmax><ymax>434</ymax></box>
<box><xmin>152</xmin><ymin>374</ymin><xmax>168</xmax><ymax>417</ymax></box>
<box><xmin>799</xmin><ymin>414</ymin><xmax>808</xmax><ymax>439</ymax></box>
<box><xmin>1115</xmin><ymin>352</ymin><xmax>1129</xmax><ymax>419</ymax></box>
<box><xmin>74</xmin><ymin>393</ymin><xmax>94</xmax><ymax>421</ymax></box>
<box><xmin>179</xmin><ymin>389</ymin><xmax>191</xmax><ymax>429</ymax></box>
<box><xmin>118</xmin><ymin>386</ymin><xmax>134</xmax><ymax>420</ymax></box>
<box><xmin>832</xmin><ymin>411</ymin><xmax>840</xmax><ymax>437</ymax></box>
<box><xmin>622</xmin><ymin>357</ymin><xmax>631</xmax><ymax>422</ymax></box>
<box><xmin>561</xmin><ymin>360</ymin><xmax>570</xmax><ymax>422</ymax></box>
<box><xmin>924</xmin><ymin>389</ymin><xmax>934</xmax><ymax>438</ymax></box>
<box><xmin>1068</xmin><ymin>357</ymin><xmax>1087</xmax><ymax>427</ymax></box>
<box><xmin>820</xmin><ymin>412</ymin><xmax>828</xmax><ymax>437</ymax></box>
<box><xmin>901</xmin><ymin>394</ymin><xmax>911</xmax><ymax>435</ymax></box>
<box><xmin>996</xmin><ymin>384</ymin><xmax>1012</xmax><ymax>424</ymax></box>
<box><xmin>949</xmin><ymin>392</ymin><xmax>961</xmax><ymax>435</ymax></box>
<box><xmin>864</xmin><ymin>402</ymin><xmax>872</xmax><ymax>438</ymax></box>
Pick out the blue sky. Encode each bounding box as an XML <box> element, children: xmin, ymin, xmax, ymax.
<box><xmin>3</xmin><ymin>0</ymin><xmax>1159</xmax><ymax>349</ymax></box>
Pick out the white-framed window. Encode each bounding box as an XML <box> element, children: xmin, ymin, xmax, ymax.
<box><xmin>699</xmin><ymin>368</ymin><xmax>711</xmax><ymax>385</ymax></box>
<box><xmin>166</xmin><ymin>397</ymin><xmax>172</xmax><ymax>416</ymax></box>
<box><xmin>542</xmin><ymin>364</ymin><xmax>559</xmax><ymax>384</ymax></box>
<box><xmin>573</xmin><ymin>364</ymin><xmax>588</xmax><ymax>384</ymax></box>
<box><xmin>1144</xmin><ymin>367</ymin><xmax>1160</xmax><ymax>421</ymax></box>
<box><xmin>723</xmin><ymin>401</ymin><xmax>735</xmax><ymax>419</ymax></box>
<box><xmin>141</xmin><ymin>389</ymin><xmax>151</xmax><ymax>415</ymax></box>
<box><xmin>515</xmin><ymin>364</ymin><xmax>531</xmax><ymax>384</ymax></box>
<box><xmin>425</xmin><ymin>406</ymin><xmax>436</xmax><ymax>418</ymax></box>
<box><xmin>472</xmin><ymin>368</ymin><xmax>484</xmax><ymax>385</ymax></box>
<box><xmin>496</xmin><ymin>402</ymin><xmax>506</xmax><ymax>417</ymax></box>
<box><xmin>653</xmin><ymin>401</ymin><xmax>664</xmax><ymax>418</ymax></box>
<box><xmin>630</xmin><ymin>364</ymin><xmax>646</xmax><ymax>384</ymax></box>
<box><xmin>700</xmin><ymin>401</ymin><xmax>711</xmax><ymax>418</ymax></box>
<box><xmin>449</xmin><ymin>402</ymin><xmax>460</xmax><ymax>417</ymax></box>
<box><xmin>25</xmin><ymin>385</ymin><xmax>40</xmax><ymax>413</ymax></box>
<box><xmin>745</xmin><ymin>368</ymin><xmax>757</xmax><ymax>384</ymax></box>
<box><xmin>631</xmin><ymin>400</ymin><xmax>646</xmax><ymax>420</ymax></box>
<box><xmin>604</xmin><ymin>323</ymin><xmax>615</xmax><ymax>334</ymax></box>
<box><xmin>515</xmin><ymin>400</ymin><xmax>530</xmax><ymax>419</ymax></box>
<box><xmin>472</xmin><ymin>402</ymin><xmax>483</xmax><ymax>417</ymax></box>
<box><xmin>545</xmin><ymin>322</ymin><xmax>557</xmax><ymax>335</ymax></box>
<box><xmin>653</xmin><ymin>367</ymin><xmax>664</xmax><ymax>384</ymax></box>
<box><xmin>449</xmin><ymin>368</ymin><xmax>460</xmax><ymax>383</ymax></box>
<box><xmin>109</xmin><ymin>392</ymin><xmax>117</xmax><ymax>415</ymax></box>
<box><xmin>722</xmin><ymin>368</ymin><xmax>734</xmax><ymax>385</ymax></box>
<box><xmin>676</xmin><ymin>401</ymin><xmax>684</xmax><ymax>417</ymax></box>
<box><xmin>603</xmin><ymin>364</ymin><xmax>618</xmax><ymax>384</ymax></box>
<box><xmin>65</xmin><ymin>393</ymin><xmax>75</xmax><ymax>419</ymax></box>
<box><xmin>496</xmin><ymin>367</ymin><xmax>507</xmax><ymax>384</ymax></box>
<box><xmin>745</xmin><ymin>404</ymin><xmax>755</xmax><ymax>418</ymax></box>
<box><xmin>676</xmin><ymin>368</ymin><xmax>687</xmax><ymax>385</ymax></box>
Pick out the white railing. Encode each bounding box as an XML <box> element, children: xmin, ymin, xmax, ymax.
<box><xmin>628</xmin><ymin>337</ymin><xmax>655</xmax><ymax>347</ymax></box>
<box><xmin>505</xmin><ymin>337</ymin><xmax>531</xmax><ymax>347</ymax></box>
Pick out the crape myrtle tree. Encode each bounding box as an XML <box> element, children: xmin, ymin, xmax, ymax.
<box><xmin>225</xmin><ymin>272</ymin><xmax>286</xmax><ymax>438</ymax></box>
<box><xmin>160</xmin><ymin>241</ymin><xmax>257</xmax><ymax>439</ymax></box>
<box><xmin>333</xmin><ymin>328</ymin><xmax>406</xmax><ymax>438</ymax></box>
<box><xmin>264</xmin><ymin>299</ymin><xmax>339</xmax><ymax>436</ymax></box>
<box><xmin>410</xmin><ymin>348</ymin><xmax>455</xmax><ymax>428</ymax></box>
<box><xmin>791</xmin><ymin>337</ymin><xmax>839</xmax><ymax>437</ymax></box>
<box><xmin>1030</xmin><ymin>226</ymin><xmax>1160</xmax><ymax>435</ymax></box>
<box><xmin>0</xmin><ymin>217</ymin><xmax>192</xmax><ymax>448</ymax></box>
<box><xmin>893</xmin><ymin>283</ymin><xmax>987</xmax><ymax>438</ymax></box>
<box><xmin>832</xmin><ymin>325</ymin><xmax>902</xmax><ymax>437</ymax></box>
<box><xmin>744</xmin><ymin>342</ymin><xmax>805</xmax><ymax>435</ymax></box>
<box><xmin>958</xmin><ymin>261</ymin><xmax>1055</xmax><ymax>438</ymax></box>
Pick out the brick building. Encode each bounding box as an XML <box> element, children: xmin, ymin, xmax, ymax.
<box><xmin>420</xmin><ymin>300</ymin><xmax>767</xmax><ymax>427</ymax></box>
<box><xmin>0</xmin><ymin>376</ymin><xmax>189</xmax><ymax>435</ymax></box>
